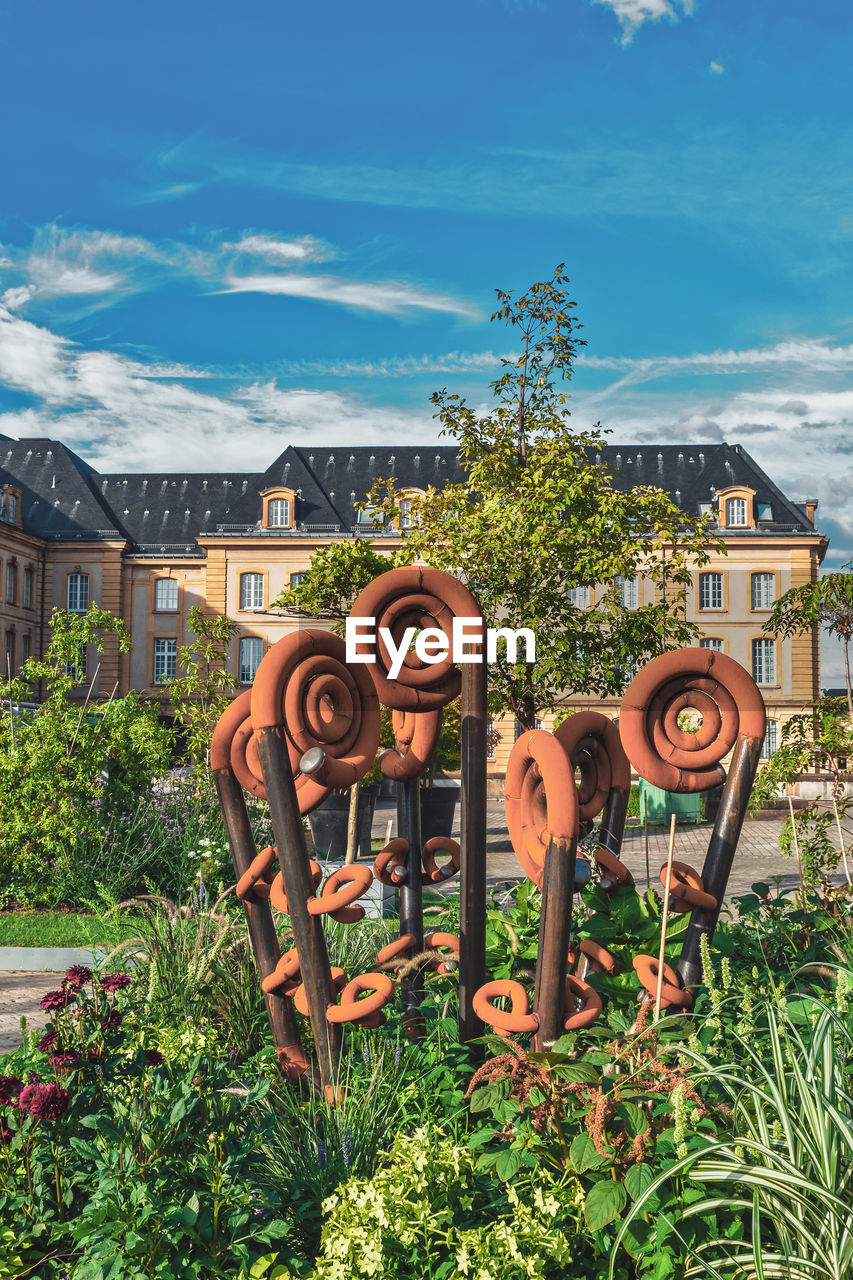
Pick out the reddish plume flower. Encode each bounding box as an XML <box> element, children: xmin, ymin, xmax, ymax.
<box><xmin>63</xmin><ymin>965</ymin><xmax>92</xmax><ymax>990</ymax></box>
<box><xmin>101</xmin><ymin>1010</ymin><xmax>123</xmax><ymax>1032</ymax></box>
<box><xmin>100</xmin><ymin>972</ymin><xmax>131</xmax><ymax>993</ymax></box>
<box><xmin>39</xmin><ymin>988</ymin><xmax>73</xmax><ymax>1012</ymax></box>
<box><xmin>38</xmin><ymin>1028</ymin><xmax>58</xmax><ymax>1052</ymax></box>
<box><xmin>49</xmin><ymin>1050</ymin><xmax>81</xmax><ymax>1072</ymax></box>
<box><xmin>19</xmin><ymin>1083</ymin><xmax>70</xmax><ymax>1121</ymax></box>
<box><xmin>0</xmin><ymin>1076</ymin><xmax>23</xmax><ymax>1106</ymax></box>
<box><xmin>143</xmin><ymin>1049</ymin><xmax>164</xmax><ymax>1067</ymax></box>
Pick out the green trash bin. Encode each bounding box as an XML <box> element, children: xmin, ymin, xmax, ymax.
<box><xmin>638</xmin><ymin>780</ymin><xmax>702</xmax><ymax>826</ymax></box>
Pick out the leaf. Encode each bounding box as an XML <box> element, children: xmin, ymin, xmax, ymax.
<box><xmin>552</xmin><ymin>1061</ymin><xmax>600</xmax><ymax>1084</ymax></box>
<box><xmin>495</xmin><ymin>1147</ymin><xmax>523</xmax><ymax>1181</ymax></box>
<box><xmin>625</xmin><ymin>1163</ymin><xmax>660</xmax><ymax>1207</ymax></box>
<box><xmin>570</xmin><ymin>1132</ymin><xmax>611</xmax><ymax>1173</ymax></box>
<box><xmin>584</xmin><ymin>1179</ymin><xmax>627</xmax><ymax>1231</ymax></box>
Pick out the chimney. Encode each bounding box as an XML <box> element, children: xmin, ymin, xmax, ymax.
<box><xmin>804</xmin><ymin>498</ymin><xmax>818</xmax><ymax>525</ymax></box>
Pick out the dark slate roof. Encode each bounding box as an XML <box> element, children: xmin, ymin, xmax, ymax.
<box><xmin>0</xmin><ymin>438</ymin><xmax>818</xmax><ymax>552</ymax></box>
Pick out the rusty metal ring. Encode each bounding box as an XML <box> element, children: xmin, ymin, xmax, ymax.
<box><xmin>292</xmin><ymin>968</ymin><xmax>347</xmax><ymax>1018</ymax></box>
<box><xmin>422</xmin><ymin>836</ymin><xmax>461</xmax><ymax>884</ymax></box>
<box><xmin>563</xmin><ymin>974</ymin><xmax>604</xmax><ymax>1030</ymax></box>
<box><xmin>375</xmin><ymin>934</ymin><xmax>417</xmax><ymax>969</ymax></box>
<box><xmin>578</xmin><ymin>939</ymin><xmax>620</xmax><ymax>976</ymax></box>
<box><xmin>633</xmin><ymin>954</ymin><xmax>694</xmax><ymax>1010</ymax></box>
<box><xmin>554</xmin><ymin>711</ymin><xmax>631</xmax><ymax>822</ymax></box>
<box><xmin>261</xmin><ymin>948</ymin><xmax>302</xmax><ymax>996</ymax></box>
<box><xmin>380</xmin><ymin>708</ymin><xmax>443</xmax><ymax>781</ymax></box>
<box><xmin>235</xmin><ymin>845</ymin><xmax>278</xmax><ymax>903</ymax></box>
<box><xmin>373</xmin><ymin>838</ymin><xmax>410</xmax><ymax>887</ymax></box>
<box><xmin>269</xmin><ymin>860</ymin><xmax>322</xmax><ymax>915</ymax></box>
<box><xmin>326</xmin><ymin>972</ymin><xmax>394</xmax><ymax>1025</ymax></box>
<box><xmin>473</xmin><ymin>979</ymin><xmax>539</xmax><ymax>1038</ymax></box>
<box><xmin>309</xmin><ymin>864</ymin><xmax>373</xmax><ymax>920</ymax></box>
<box><xmin>425</xmin><ymin>931</ymin><xmax>460</xmax><ymax>974</ymax></box>
<box><xmin>593</xmin><ymin>846</ymin><xmax>634</xmax><ymax>888</ymax></box>
<box><xmin>663</xmin><ymin>861</ymin><xmax>718</xmax><ymax>913</ymax></box>
<box><xmin>620</xmin><ymin>648</ymin><xmax>766</xmax><ymax>793</ymax></box>
<box><xmin>350</xmin><ymin>566</ymin><xmax>481</xmax><ymax>711</ymax></box>
<box><xmin>505</xmin><ymin>729</ymin><xmax>579</xmax><ymax>888</ymax></box>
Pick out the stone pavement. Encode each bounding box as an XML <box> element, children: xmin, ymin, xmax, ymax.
<box><xmin>0</xmin><ymin>971</ymin><xmax>59</xmax><ymax>1056</ymax></box>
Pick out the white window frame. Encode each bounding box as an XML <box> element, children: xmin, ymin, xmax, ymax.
<box><xmin>699</xmin><ymin>637</ymin><xmax>724</xmax><ymax>652</ymax></box>
<box><xmin>239</xmin><ymin>636</ymin><xmax>264</xmax><ymax>685</ymax></box>
<box><xmin>267</xmin><ymin>498</ymin><xmax>290</xmax><ymax>528</ymax></box>
<box><xmin>154</xmin><ymin>578</ymin><xmax>179</xmax><ymax>612</ymax></box>
<box><xmin>153</xmin><ymin>638</ymin><xmax>177</xmax><ymax>684</ymax></box>
<box><xmin>240</xmin><ymin>572</ymin><xmax>264</xmax><ymax>610</ymax></box>
<box><xmin>726</xmin><ymin>497</ymin><xmax>747</xmax><ymax>527</ymax></box>
<box><xmin>23</xmin><ymin>568</ymin><xmax>33</xmax><ymax>610</ymax></box>
<box><xmin>762</xmin><ymin>719</ymin><xmax>779</xmax><ymax>760</ymax></box>
<box><xmin>6</xmin><ymin>494</ymin><xmax>16</xmax><ymax>524</ymax></box>
<box><xmin>752</xmin><ymin>638</ymin><xmax>776</xmax><ymax>686</ymax></box>
<box><xmin>699</xmin><ymin>573</ymin><xmax>723</xmax><ymax>610</ymax></box>
<box><xmin>567</xmin><ymin>585</ymin><xmax>590</xmax><ymax>610</ymax></box>
<box><xmin>5</xmin><ymin>563</ymin><xmax>16</xmax><ymax>605</ymax></box>
<box><xmin>65</xmin><ymin>643</ymin><xmax>87</xmax><ymax>681</ymax></box>
<box><xmin>751</xmin><ymin>572</ymin><xmax>775</xmax><ymax>611</ymax></box>
<box><xmin>289</xmin><ymin>572</ymin><xmax>306</xmax><ymax>588</ymax></box>
<box><xmin>616</xmin><ymin>575</ymin><xmax>638</xmax><ymax>610</ymax></box>
<box><xmin>67</xmin><ymin>573</ymin><xmax>89</xmax><ymax>613</ymax></box>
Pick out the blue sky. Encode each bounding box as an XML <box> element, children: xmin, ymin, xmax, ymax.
<box><xmin>2</xmin><ymin>0</ymin><xmax>852</xmax><ymax>671</ymax></box>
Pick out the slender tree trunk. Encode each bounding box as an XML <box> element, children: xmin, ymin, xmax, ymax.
<box><xmin>344</xmin><ymin>783</ymin><xmax>360</xmax><ymax>864</ymax></box>
<box><xmin>844</xmin><ymin>637</ymin><xmax>853</xmax><ymax>727</ymax></box>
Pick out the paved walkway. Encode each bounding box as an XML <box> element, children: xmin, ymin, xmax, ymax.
<box><xmin>0</xmin><ymin>971</ymin><xmax>58</xmax><ymax>1056</ymax></box>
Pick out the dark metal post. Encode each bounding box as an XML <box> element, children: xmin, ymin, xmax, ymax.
<box><xmin>213</xmin><ymin>768</ymin><xmax>307</xmax><ymax>1079</ymax></box>
<box><xmin>397</xmin><ymin>774</ymin><xmax>425</xmax><ymax>1037</ymax></box>
<box><xmin>678</xmin><ymin>734</ymin><xmax>763</xmax><ymax>988</ymax></box>
<box><xmin>533</xmin><ymin>835</ymin><xmax>577</xmax><ymax>1051</ymax></box>
<box><xmin>459</xmin><ymin>658</ymin><xmax>488</xmax><ymax>1042</ymax></box>
<box><xmin>598</xmin><ymin>785</ymin><xmax>630</xmax><ymax>860</ymax></box>
<box><xmin>255</xmin><ymin>726</ymin><xmax>342</xmax><ymax>1093</ymax></box>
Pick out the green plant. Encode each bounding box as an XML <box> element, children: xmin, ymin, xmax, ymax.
<box><xmin>164</xmin><ymin>606</ymin><xmax>239</xmax><ymax>777</ymax></box>
<box><xmin>762</xmin><ymin>562</ymin><xmax>853</xmax><ymax>721</ymax></box>
<box><xmin>273</xmin><ymin>540</ymin><xmax>410</xmax><ymax>633</ymax></box>
<box><xmin>613</xmin><ymin>978</ymin><xmax>853</xmax><ymax>1279</ymax></box>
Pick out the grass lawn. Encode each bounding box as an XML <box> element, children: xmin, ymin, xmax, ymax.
<box><xmin>0</xmin><ymin>911</ymin><xmax>144</xmax><ymax>949</ymax></box>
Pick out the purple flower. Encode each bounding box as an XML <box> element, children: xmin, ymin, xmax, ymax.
<box><xmin>143</xmin><ymin>1049</ymin><xmax>164</xmax><ymax>1067</ymax></box>
<box><xmin>63</xmin><ymin>965</ymin><xmax>92</xmax><ymax>990</ymax></box>
<box><xmin>39</xmin><ymin>988</ymin><xmax>73</xmax><ymax>1012</ymax></box>
<box><xmin>100</xmin><ymin>972</ymin><xmax>131</xmax><ymax>993</ymax></box>
<box><xmin>38</xmin><ymin>1028</ymin><xmax>58</xmax><ymax>1052</ymax></box>
<box><xmin>19</xmin><ymin>1083</ymin><xmax>69</xmax><ymax>1121</ymax></box>
<box><xmin>49</xmin><ymin>1050</ymin><xmax>80</xmax><ymax>1072</ymax></box>
<box><xmin>101</xmin><ymin>1010</ymin><xmax>123</xmax><ymax>1032</ymax></box>
<box><xmin>0</xmin><ymin>1076</ymin><xmax>23</xmax><ymax>1106</ymax></box>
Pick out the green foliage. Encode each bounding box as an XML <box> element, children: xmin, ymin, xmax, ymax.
<box><xmin>165</xmin><ymin>605</ymin><xmax>239</xmax><ymax>775</ymax></box>
<box><xmin>308</xmin><ymin>1124</ymin><xmax>587</xmax><ymax>1279</ymax></box>
<box><xmin>763</xmin><ymin>563</ymin><xmax>853</xmax><ymax>720</ymax></box>
<box><xmin>0</xmin><ymin>605</ymin><xmax>172</xmax><ymax>907</ymax></box>
<box><xmin>272</xmin><ymin>540</ymin><xmax>410</xmax><ymax>636</ymax></box>
<box><xmin>365</xmin><ymin>265</ymin><xmax>719</xmax><ymax>727</ymax></box>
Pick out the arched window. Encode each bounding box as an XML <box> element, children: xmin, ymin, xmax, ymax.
<box><xmin>239</xmin><ymin>573</ymin><xmax>264</xmax><ymax>610</ymax></box>
<box><xmin>67</xmin><ymin>573</ymin><xmax>89</xmax><ymax>613</ymax></box>
<box><xmin>761</xmin><ymin>719</ymin><xmax>779</xmax><ymax>759</ymax></box>
<box><xmin>726</xmin><ymin>497</ymin><xmax>747</xmax><ymax>527</ymax></box>
<box><xmin>267</xmin><ymin>498</ymin><xmax>290</xmax><ymax>528</ymax></box>
<box><xmin>567</xmin><ymin>586</ymin><xmax>590</xmax><ymax>610</ymax></box>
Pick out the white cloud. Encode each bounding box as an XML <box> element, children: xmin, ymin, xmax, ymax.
<box><xmin>223</xmin><ymin>233</ymin><xmax>334</xmax><ymax>265</ymax></box>
<box><xmin>219</xmin><ymin>272</ymin><xmax>480</xmax><ymax>318</ymax></box>
<box><xmin>1</xmin><ymin>226</ymin><xmax>165</xmax><ymax>303</ymax></box>
<box><xmin>710</xmin><ymin>60</ymin><xmax>724</xmax><ymax>74</ymax></box>
<box><xmin>592</xmin><ymin>0</ymin><xmax>693</xmax><ymax>43</ymax></box>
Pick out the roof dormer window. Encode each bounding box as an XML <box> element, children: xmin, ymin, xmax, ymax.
<box><xmin>261</xmin><ymin>487</ymin><xmax>296</xmax><ymax>530</ymax></box>
<box><xmin>726</xmin><ymin>497</ymin><xmax>747</xmax><ymax>527</ymax></box>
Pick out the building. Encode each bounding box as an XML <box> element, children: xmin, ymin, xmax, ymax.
<box><xmin>0</xmin><ymin>435</ymin><xmax>828</xmax><ymax>778</ymax></box>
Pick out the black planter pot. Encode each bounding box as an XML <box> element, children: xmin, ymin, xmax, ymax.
<box><xmin>419</xmin><ymin>782</ymin><xmax>460</xmax><ymax>842</ymax></box>
<box><xmin>307</xmin><ymin>784</ymin><xmax>378</xmax><ymax>861</ymax></box>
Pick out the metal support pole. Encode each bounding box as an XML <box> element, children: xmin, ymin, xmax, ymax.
<box><xmin>459</xmin><ymin>658</ymin><xmax>488</xmax><ymax>1043</ymax></box>
<box><xmin>598</xmin><ymin>785</ymin><xmax>630</xmax><ymax>860</ymax></box>
<box><xmin>213</xmin><ymin>767</ymin><xmax>307</xmax><ymax>1079</ymax></box>
<box><xmin>255</xmin><ymin>726</ymin><xmax>342</xmax><ymax>1093</ymax></box>
<box><xmin>397</xmin><ymin>774</ymin><xmax>425</xmax><ymax>1037</ymax></box>
<box><xmin>533</xmin><ymin>835</ymin><xmax>577</xmax><ymax>1051</ymax></box>
<box><xmin>677</xmin><ymin>734</ymin><xmax>763</xmax><ymax>988</ymax></box>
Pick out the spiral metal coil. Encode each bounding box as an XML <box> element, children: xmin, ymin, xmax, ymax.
<box><xmin>661</xmin><ymin>861</ymin><xmax>718</xmax><ymax>913</ymax></box>
<box><xmin>350</xmin><ymin>566</ymin><xmax>481</xmax><ymax>711</ymax></box>
<box><xmin>554</xmin><ymin>711</ymin><xmax>631</xmax><ymax>823</ymax></box>
<box><xmin>620</xmin><ymin>647</ymin><xmax>766</xmax><ymax>793</ymax></box>
<box><xmin>472</xmin><ymin>973</ymin><xmax>603</xmax><ymax>1037</ymax></box>
<box><xmin>380</xmin><ymin>709</ymin><xmax>443</xmax><ymax>781</ymax></box>
<box><xmin>505</xmin><ymin>728</ymin><xmax>580</xmax><ymax>888</ymax></box>
<box><xmin>373</xmin><ymin>837</ymin><xmax>460</xmax><ymax>887</ymax></box>
<box><xmin>632</xmin><ymin>955</ymin><xmax>695</xmax><ymax>1010</ymax></box>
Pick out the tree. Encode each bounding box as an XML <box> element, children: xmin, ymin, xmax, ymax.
<box><xmin>273</xmin><ymin>539</ymin><xmax>410</xmax><ymax>635</ymax></box>
<box><xmin>365</xmin><ymin>265</ymin><xmax>719</xmax><ymax>729</ymax></box>
<box><xmin>165</xmin><ymin>606</ymin><xmax>239</xmax><ymax>776</ymax></box>
<box><xmin>762</xmin><ymin>564</ymin><xmax>853</xmax><ymax>722</ymax></box>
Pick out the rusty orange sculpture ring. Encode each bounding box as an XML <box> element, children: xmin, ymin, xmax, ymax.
<box><xmin>473</xmin><ymin>979</ymin><xmax>539</xmax><ymax>1037</ymax></box>
<box><xmin>554</xmin><ymin>711</ymin><xmax>631</xmax><ymax>822</ymax></box>
<box><xmin>563</xmin><ymin>974</ymin><xmax>603</xmax><ymax>1029</ymax></box>
<box><xmin>578</xmin><ymin>939</ymin><xmax>620</xmax><ymax>976</ymax></box>
<box><xmin>235</xmin><ymin>845</ymin><xmax>278</xmax><ymax>904</ymax></box>
<box><xmin>326</xmin><ymin>972</ymin><xmax>394</xmax><ymax>1026</ymax></box>
<box><xmin>620</xmin><ymin>647</ymin><xmax>766</xmax><ymax>793</ymax></box>
<box><xmin>308</xmin><ymin>864</ymin><xmax>373</xmax><ymax>923</ymax></box>
<box><xmin>663</xmin><ymin>861</ymin><xmax>718</xmax><ymax>913</ymax></box>
<box><xmin>269</xmin><ymin>860</ymin><xmax>322</xmax><ymax>915</ymax></box>
<box><xmin>505</xmin><ymin>728</ymin><xmax>580</xmax><ymax>887</ymax></box>
<box><xmin>425</xmin><ymin>931</ymin><xmax>460</xmax><ymax>974</ymax></box>
<box><xmin>422</xmin><ymin>836</ymin><xmax>461</xmax><ymax>884</ymax></box>
<box><xmin>373</xmin><ymin>837</ymin><xmax>410</xmax><ymax>886</ymax></box>
<box><xmin>633</xmin><ymin>954</ymin><xmax>694</xmax><ymax>1010</ymax></box>
<box><xmin>375</xmin><ymin>934</ymin><xmax>417</xmax><ymax>969</ymax></box>
<box><xmin>380</xmin><ymin>709</ymin><xmax>443</xmax><ymax>781</ymax></box>
<box><xmin>293</xmin><ymin>968</ymin><xmax>347</xmax><ymax>1018</ymax></box>
<box><xmin>350</xmin><ymin>566</ymin><xmax>481</xmax><ymax>711</ymax></box>
<box><xmin>261</xmin><ymin>948</ymin><xmax>302</xmax><ymax>997</ymax></box>
<box><xmin>593</xmin><ymin>846</ymin><xmax>634</xmax><ymax>888</ymax></box>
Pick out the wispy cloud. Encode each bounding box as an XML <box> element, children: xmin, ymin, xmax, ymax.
<box><xmin>710</xmin><ymin>60</ymin><xmax>724</xmax><ymax>74</ymax></box>
<box><xmin>591</xmin><ymin>0</ymin><xmax>693</xmax><ymax>44</ymax></box>
<box><xmin>0</xmin><ymin>226</ymin><xmax>165</xmax><ymax>307</ymax></box>
<box><xmin>222</xmin><ymin>233</ymin><xmax>334</xmax><ymax>265</ymax></box>
<box><xmin>219</xmin><ymin>272</ymin><xmax>480</xmax><ymax>318</ymax></box>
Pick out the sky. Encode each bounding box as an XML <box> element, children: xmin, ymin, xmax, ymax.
<box><xmin>1</xmin><ymin>0</ymin><xmax>852</xmax><ymax>675</ymax></box>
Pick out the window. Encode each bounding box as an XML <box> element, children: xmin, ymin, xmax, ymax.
<box><xmin>486</xmin><ymin>719</ymin><xmax>495</xmax><ymax>761</ymax></box>
<box><xmin>726</xmin><ymin>497</ymin><xmax>747</xmax><ymax>527</ymax></box>
<box><xmin>23</xmin><ymin>568</ymin><xmax>33</xmax><ymax>610</ymax></box>
<box><xmin>21</xmin><ymin>635</ymin><xmax>30</xmax><ymax>666</ymax></box>
<box><xmin>616</xmin><ymin>575</ymin><xmax>638</xmax><ymax>610</ymax></box>
<box><xmin>153</xmin><ymin>638</ymin><xmax>177</xmax><ymax>683</ymax></box>
<box><xmin>700</xmin><ymin>637</ymin><xmax>724</xmax><ymax>652</ymax></box>
<box><xmin>752</xmin><ymin>638</ymin><xmax>776</xmax><ymax>686</ymax></box>
<box><xmin>699</xmin><ymin>572</ymin><xmax>723</xmax><ymax>610</ymax></box>
<box><xmin>5</xmin><ymin>494</ymin><xmax>16</xmax><ymax>524</ymax></box>
<box><xmin>65</xmin><ymin>644</ymin><xmax>86</xmax><ymax>681</ymax></box>
<box><xmin>514</xmin><ymin>717</ymin><xmax>543</xmax><ymax>740</ymax></box>
<box><xmin>239</xmin><ymin>637</ymin><xmax>264</xmax><ymax>685</ymax></box>
<box><xmin>267</xmin><ymin>498</ymin><xmax>290</xmax><ymax>528</ymax></box>
<box><xmin>698</xmin><ymin>502</ymin><xmax>715</xmax><ymax>519</ymax></box>
<box><xmin>67</xmin><ymin>573</ymin><xmax>89</xmax><ymax>613</ymax></box>
<box><xmin>4</xmin><ymin>631</ymin><xmax>14</xmax><ymax>676</ymax></box>
<box><xmin>567</xmin><ymin>586</ymin><xmax>590</xmax><ymax>610</ymax></box>
<box><xmin>358</xmin><ymin>505</ymin><xmax>381</xmax><ymax>525</ymax></box>
<box><xmin>761</xmin><ymin>719</ymin><xmax>779</xmax><ymax>760</ymax></box>
<box><xmin>289</xmin><ymin>572</ymin><xmax>306</xmax><ymax>588</ymax></box>
<box><xmin>239</xmin><ymin>572</ymin><xmax>264</xmax><ymax>610</ymax></box>
<box><xmin>757</xmin><ymin>503</ymin><xmax>773</xmax><ymax>522</ymax></box>
<box><xmin>751</xmin><ymin>572</ymin><xmax>775</xmax><ymax>610</ymax></box>
<box><xmin>399</xmin><ymin>498</ymin><xmax>412</xmax><ymax>529</ymax></box>
<box><xmin>5</xmin><ymin>563</ymin><xmax>16</xmax><ymax>605</ymax></box>
<box><xmin>155</xmin><ymin>578</ymin><xmax>179</xmax><ymax>611</ymax></box>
